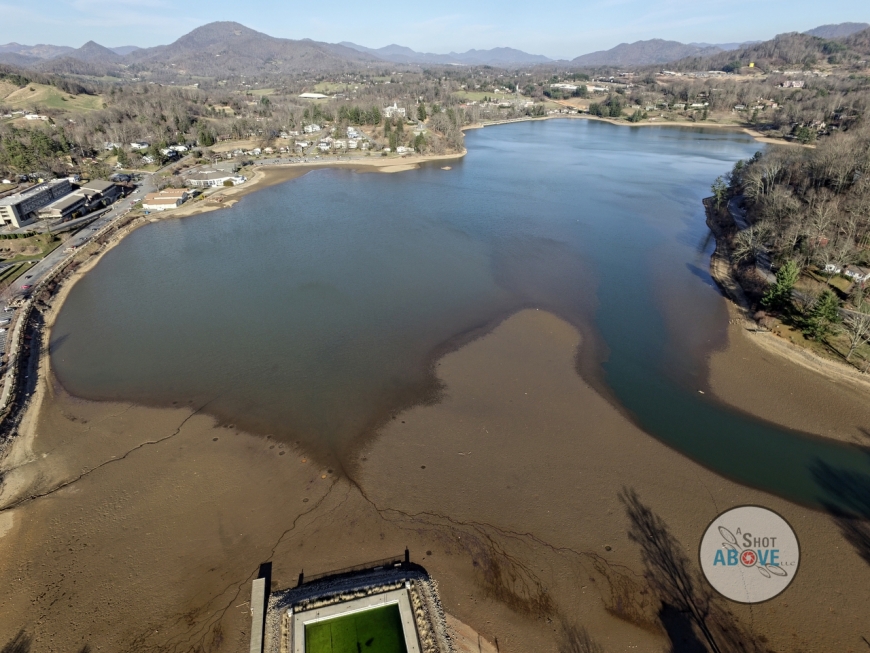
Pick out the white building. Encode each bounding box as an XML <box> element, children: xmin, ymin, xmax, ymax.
<box><xmin>303</xmin><ymin>124</ymin><xmax>321</xmax><ymax>134</ymax></box>
<box><xmin>384</xmin><ymin>103</ymin><xmax>406</xmax><ymax>119</ymax></box>
<box><xmin>131</xmin><ymin>142</ymin><xmax>150</xmax><ymax>150</ymax></box>
<box><xmin>142</xmin><ymin>188</ymin><xmax>190</xmax><ymax>211</ymax></box>
<box><xmin>185</xmin><ymin>170</ymin><xmax>247</xmax><ymax>188</ymax></box>
<box><xmin>550</xmin><ymin>83</ymin><xmax>578</xmax><ymax>91</ymax></box>
<box><xmin>844</xmin><ymin>266</ymin><xmax>870</xmax><ymax>282</ymax></box>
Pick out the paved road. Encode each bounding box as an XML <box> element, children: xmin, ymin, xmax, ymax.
<box><xmin>0</xmin><ymin>171</ymin><xmax>158</xmax><ymax>306</ymax></box>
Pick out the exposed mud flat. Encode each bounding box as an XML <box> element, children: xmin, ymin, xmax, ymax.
<box><xmin>1</xmin><ymin>309</ymin><xmax>869</xmax><ymax>652</ymax></box>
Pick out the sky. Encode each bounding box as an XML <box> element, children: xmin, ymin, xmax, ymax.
<box><xmin>0</xmin><ymin>0</ymin><xmax>867</xmax><ymax>59</ymax></box>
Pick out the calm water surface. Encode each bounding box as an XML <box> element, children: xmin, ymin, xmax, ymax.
<box><xmin>51</xmin><ymin>120</ymin><xmax>870</xmax><ymax>511</ymax></box>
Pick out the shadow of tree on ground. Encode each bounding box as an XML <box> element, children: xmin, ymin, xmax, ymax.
<box><xmin>558</xmin><ymin>621</ymin><xmax>604</xmax><ymax>653</ymax></box>
<box><xmin>1</xmin><ymin>631</ymin><xmax>30</xmax><ymax>653</ymax></box>
<box><xmin>811</xmin><ymin>457</ymin><xmax>870</xmax><ymax>566</ymax></box>
<box><xmin>620</xmin><ymin>488</ymin><xmax>769</xmax><ymax>653</ymax></box>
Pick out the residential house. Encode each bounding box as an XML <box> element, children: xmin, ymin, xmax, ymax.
<box><xmin>130</xmin><ymin>142</ymin><xmax>150</xmax><ymax>150</ymax></box>
<box><xmin>303</xmin><ymin>124</ymin><xmax>321</xmax><ymax>134</ymax></box>
<box><xmin>844</xmin><ymin>266</ymin><xmax>870</xmax><ymax>283</ymax></box>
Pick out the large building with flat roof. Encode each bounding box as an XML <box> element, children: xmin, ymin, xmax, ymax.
<box><xmin>0</xmin><ymin>179</ymin><xmax>73</xmax><ymax>228</ymax></box>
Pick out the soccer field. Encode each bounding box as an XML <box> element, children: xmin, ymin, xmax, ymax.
<box><xmin>305</xmin><ymin>604</ymin><xmax>408</xmax><ymax>653</ymax></box>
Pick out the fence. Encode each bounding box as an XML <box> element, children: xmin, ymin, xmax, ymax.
<box><xmin>300</xmin><ymin>552</ymin><xmax>410</xmax><ymax>585</ymax></box>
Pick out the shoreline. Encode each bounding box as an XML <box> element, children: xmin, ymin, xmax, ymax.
<box><xmin>704</xmin><ymin>197</ymin><xmax>870</xmax><ymax>443</ymax></box>
<box><xmin>0</xmin><ymin>122</ymin><xmax>853</xmax><ymax>458</ymax></box>
<box><xmin>466</xmin><ymin>113</ymin><xmax>807</xmax><ymax>146</ymax></box>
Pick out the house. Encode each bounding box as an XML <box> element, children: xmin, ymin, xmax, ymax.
<box><xmin>824</xmin><ymin>263</ymin><xmax>842</xmax><ymax>274</ymax></box>
<box><xmin>298</xmin><ymin>93</ymin><xmax>328</xmax><ymax>99</ymax></box>
<box><xmin>170</xmin><ymin>144</ymin><xmax>189</xmax><ymax>152</ymax></box>
<box><xmin>0</xmin><ymin>179</ymin><xmax>73</xmax><ymax>228</ymax></box>
<box><xmin>843</xmin><ymin>266</ymin><xmax>870</xmax><ymax>283</ymax></box>
<box><xmin>780</xmin><ymin>80</ymin><xmax>805</xmax><ymax>88</ymax></box>
<box><xmin>333</xmin><ymin>140</ymin><xmax>346</xmax><ymax>149</ymax></box>
<box><xmin>142</xmin><ymin>155</ymin><xmax>156</xmax><ymax>164</ymax></box>
<box><xmin>185</xmin><ymin>170</ymin><xmax>247</xmax><ymax>188</ymax></box>
<box><xmin>383</xmin><ymin>103</ymin><xmax>406</xmax><ymax>119</ymax></box>
<box><xmin>130</xmin><ymin>142</ymin><xmax>150</xmax><ymax>150</ymax></box>
<box><xmin>317</xmin><ymin>142</ymin><xmax>330</xmax><ymax>152</ymax></box>
<box><xmin>303</xmin><ymin>124</ymin><xmax>321</xmax><ymax>134</ymax></box>
<box><xmin>24</xmin><ymin>113</ymin><xmax>48</xmax><ymax>121</ymax></box>
<box><xmin>142</xmin><ymin>189</ymin><xmax>189</xmax><ymax>211</ymax></box>
<box><xmin>396</xmin><ymin>146</ymin><xmax>413</xmax><ymax>154</ymax></box>
<box><xmin>103</xmin><ymin>142</ymin><xmax>122</xmax><ymax>151</ymax></box>
<box><xmin>550</xmin><ymin>83</ymin><xmax>578</xmax><ymax>91</ymax></box>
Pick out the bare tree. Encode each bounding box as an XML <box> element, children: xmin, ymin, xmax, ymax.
<box><xmin>843</xmin><ymin>309</ymin><xmax>870</xmax><ymax>361</ymax></box>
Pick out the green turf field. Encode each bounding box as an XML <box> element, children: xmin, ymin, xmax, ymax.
<box><xmin>305</xmin><ymin>604</ymin><xmax>408</xmax><ymax>653</ymax></box>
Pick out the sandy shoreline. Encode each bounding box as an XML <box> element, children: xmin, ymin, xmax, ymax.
<box><xmin>704</xmin><ymin>200</ymin><xmax>870</xmax><ymax>443</ymax></box>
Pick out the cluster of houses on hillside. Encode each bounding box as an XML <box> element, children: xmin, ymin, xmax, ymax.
<box><xmin>279</xmin><ymin>125</ymin><xmax>372</xmax><ymax>153</ymax></box>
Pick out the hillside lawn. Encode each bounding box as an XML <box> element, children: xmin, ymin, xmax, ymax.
<box><xmin>2</xmin><ymin>83</ymin><xmax>103</xmax><ymax>112</ymax></box>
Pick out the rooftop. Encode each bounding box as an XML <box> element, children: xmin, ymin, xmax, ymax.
<box><xmin>0</xmin><ymin>179</ymin><xmax>69</xmax><ymax>207</ymax></box>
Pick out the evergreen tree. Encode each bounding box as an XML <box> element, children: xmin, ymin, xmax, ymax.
<box><xmin>762</xmin><ymin>259</ymin><xmax>800</xmax><ymax>311</ymax></box>
<box><xmin>804</xmin><ymin>289</ymin><xmax>841</xmax><ymax>340</ymax></box>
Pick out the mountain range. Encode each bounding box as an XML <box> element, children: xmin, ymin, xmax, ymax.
<box><xmin>339</xmin><ymin>42</ymin><xmax>552</xmax><ymax>66</ymax></box>
<box><xmin>0</xmin><ymin>20</ymin><xmax>868</xmax><ymax>74</ymax></box>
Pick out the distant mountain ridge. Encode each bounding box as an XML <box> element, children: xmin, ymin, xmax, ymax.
<box><xmin>804</xmin><ymin>22</ymin><xmax>869</xmax><ymax>38</ymax></box>
<box><xmin>571</xmin><ymin>39</ymin><xmax>722</xmax><ymax>67</ymax></box>
<box><xmin>1</xmin><ymin>20</ymin><xmax>868</xmax><ymax>74</ymax></box>
<box><xmin>122</xmin><ymin>22</ymin><xmax>380</xmax><ymax>76</ymax></box>
<box><xmin>340</xmin><ymin>42</ymin><xmax>553</xmax><ymax>66</ymax></box>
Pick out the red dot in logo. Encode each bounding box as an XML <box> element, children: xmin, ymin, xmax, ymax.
<box><xmin>741</xmin><ymin>550</ymin><xmax>757</xmax><ymax>567</ymax></box>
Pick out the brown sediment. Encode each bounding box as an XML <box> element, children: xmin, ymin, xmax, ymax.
<box><xmin>1</xmin><ymin>309</ymin><xmax>869</xmax><ymax>653</ymax></box>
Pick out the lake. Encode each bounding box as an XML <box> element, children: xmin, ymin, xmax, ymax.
<box><xmin>50</xmin><ymin>119</ymin><xmax>870</xmax><ymax>511</ymax></box>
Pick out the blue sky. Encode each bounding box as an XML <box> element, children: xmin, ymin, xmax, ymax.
<box><xmin>0</xmin><ymin>0</ymin><xmax>867</xmax><ymax>59</ymax></box>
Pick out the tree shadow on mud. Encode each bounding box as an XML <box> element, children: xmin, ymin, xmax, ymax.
<box><xmin>811</xmin><ymin>455</ymin><xmax>870</xmax><ymax>566</ymax></box>
<box><xmin>1</xmin><ymin>631</ymin><xmax>30</xmax><ymax>653</ymax></box>
<box><xmin>558</xmin><ymin>622</ymin><xmax>604</xmax><ymax>653</ymax></box>
<box><xmin>619</xmin><ymin>488</ymin><xmax>767</xmax><ymax>653</ymax></box>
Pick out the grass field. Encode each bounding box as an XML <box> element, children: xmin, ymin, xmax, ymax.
<box><xmin>305</xmin><ymin>605</ymin><xmax>408</xmax><ymax>653</ymax></box>
<box><xmin>2</xmin><ymin>83</ymin><xmax>104</xmax><ymax>112</ymax></box>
